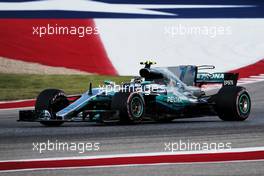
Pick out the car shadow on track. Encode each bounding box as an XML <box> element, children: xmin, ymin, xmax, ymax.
<box><xmin>14</xmin><ymin>117</ymin><xmax>230</xmax><ymax>128</ymax></box>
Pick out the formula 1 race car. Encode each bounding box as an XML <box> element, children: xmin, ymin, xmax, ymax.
<box><xmin>19</xmin><ymin>61</ymin><xmax>251</xmax><ymax>126</ymax></box>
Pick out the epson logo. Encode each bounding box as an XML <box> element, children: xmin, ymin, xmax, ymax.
<box><xmin>224</xmin><ymin>80</ymin><xmax>234</xmax><ymax>86</ymax></box>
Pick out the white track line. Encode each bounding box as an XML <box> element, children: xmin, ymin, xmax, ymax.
<box><xmin>0</xmin><ymin>147</ymin><xmax>263</xmax><ymax>173</ymax></box>
<box><xmin>0</xmin><ymin>107</ymin><xmax>34</xmax><ymax>111</ymax></box>
<box><xmin>1</xmin><ymin>146</ymin><xmax>264</xmax><ymax>163</ymax></box>
<box><xmin>0</xmin><ymin>99</ymin><xmax>34</xmax><ymax>104</ymax></box>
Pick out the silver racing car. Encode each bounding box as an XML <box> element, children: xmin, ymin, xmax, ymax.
<box><xmin>19</xmin><ymin>61</ymin><xmax>251</xmax><ymax>126</ymax></box>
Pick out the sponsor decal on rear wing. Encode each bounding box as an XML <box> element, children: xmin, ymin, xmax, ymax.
<box><xmin>196</xmin><ymin>72</ymin><xmax>239</xmax><ymax>86</ymax></box>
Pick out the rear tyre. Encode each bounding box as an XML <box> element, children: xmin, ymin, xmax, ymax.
<box><xmin>215</xmin><ymin>86</ymin><xmax>251</xmax><ymax>121</ymax></box>
<box><xmin>35</xmin><ymin>89</ymin><xmax>69</xmax><ymax>127</ymax></box>
<box><xmin>111</xmin><ymin>92</ymin><xmax>145</xmax><ymax>124</ymax></box>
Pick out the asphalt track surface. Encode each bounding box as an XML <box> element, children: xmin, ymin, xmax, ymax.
<box><xmin>0</xmin><ymin>81</ymin><xmax>264</xmax><ymax>175</ymax></box>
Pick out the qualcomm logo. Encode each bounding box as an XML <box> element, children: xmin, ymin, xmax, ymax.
<box><xmin>0</xmin><ymin>0</ymin><xmax>255</xmax><ymax>16</ymax></box>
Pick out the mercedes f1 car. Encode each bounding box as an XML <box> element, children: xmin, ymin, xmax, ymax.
<box><xmin>19</xmin><ymin>61</ymin><xmax>251</xmax><ymax>126</ymax></box>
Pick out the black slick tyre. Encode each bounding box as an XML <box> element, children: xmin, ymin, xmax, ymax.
<box><xmin>215</xmin><ymin>86</ymin><xmax>251</xmax><ymax>121</ymax></box>
<box><xmin>111</xmin><ymin>92</ymin><xmax>145</xmax><ymax>124</ymax></box>
<box><xmin>35</xmin><ymin>89</ymin><xmax>69</xmax><ymax>127</ymax></box>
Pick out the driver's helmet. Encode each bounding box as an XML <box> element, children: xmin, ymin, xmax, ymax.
<box><xmin>131</xmin><ymin>76</ymin><xmax>143</xmax><ymax>84</ymax></box>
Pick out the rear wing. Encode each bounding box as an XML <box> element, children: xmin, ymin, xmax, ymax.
<box><xmin>165</xmin><ymin>65</ymin><xmax>238</xmax><ymax>87</ymax></box>
<box><xmin>195</xmin><ymin>65</ymin><xmax>239</xmax><ymax>86</ymax></box>
<box><xmin>196</xmin><ymin>72</ymin><xmax>239</xmax><ymax>86</ymax></box>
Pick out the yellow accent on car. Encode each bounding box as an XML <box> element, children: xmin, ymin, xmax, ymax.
<box><xmin>140</xmin><ymin>60</ymin><xmax>157</xmax><ymax>65</ymax></box>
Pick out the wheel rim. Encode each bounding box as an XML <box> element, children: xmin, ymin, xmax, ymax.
<box><xmin>130</xmin><ymin>96</ymin><xmax>143</xmax><ymax>118</ymax></box>
<box><xmin>238</xmin><ymin>93</ymin><xmax>250</xmax><ymax>114</ymax></box>
<box><xmin>39</xmin><ymin>110</ymin><xmax>52</xmax><ymax>120</ymax></box>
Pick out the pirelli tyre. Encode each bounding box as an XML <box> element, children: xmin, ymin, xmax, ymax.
<box><xmin>215</xmin><ymin>86</ymin><xmax>251</xmax><ymax>121</ymax></box>
<box><xmin>35</xmin><ymin>89</ymin><xmax>69</xmax><ymax>127</ymax></box>
<box><xmin>111</xmin><ymin>92</ymin><xmax>145</xmax><ymax>124</ymax></box>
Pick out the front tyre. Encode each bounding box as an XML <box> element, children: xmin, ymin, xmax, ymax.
<box><xmin>127</xmin><ymin>93</ymin><xmax>145</xmax><ymax>120</ymax></box>
<box><xmin>111</xmin><ymin>92</ymin><xmax>145</xmax><ymax>124</ymax></box>
<box><xmin>215</xmin><ymin>86</ymin><xmax>251</xmax><ymax>121</ymax></box>
<box><xmin>35</xmin><ymin>89</ymin><xmax>69</xmax><ymax>127</ymax></box>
